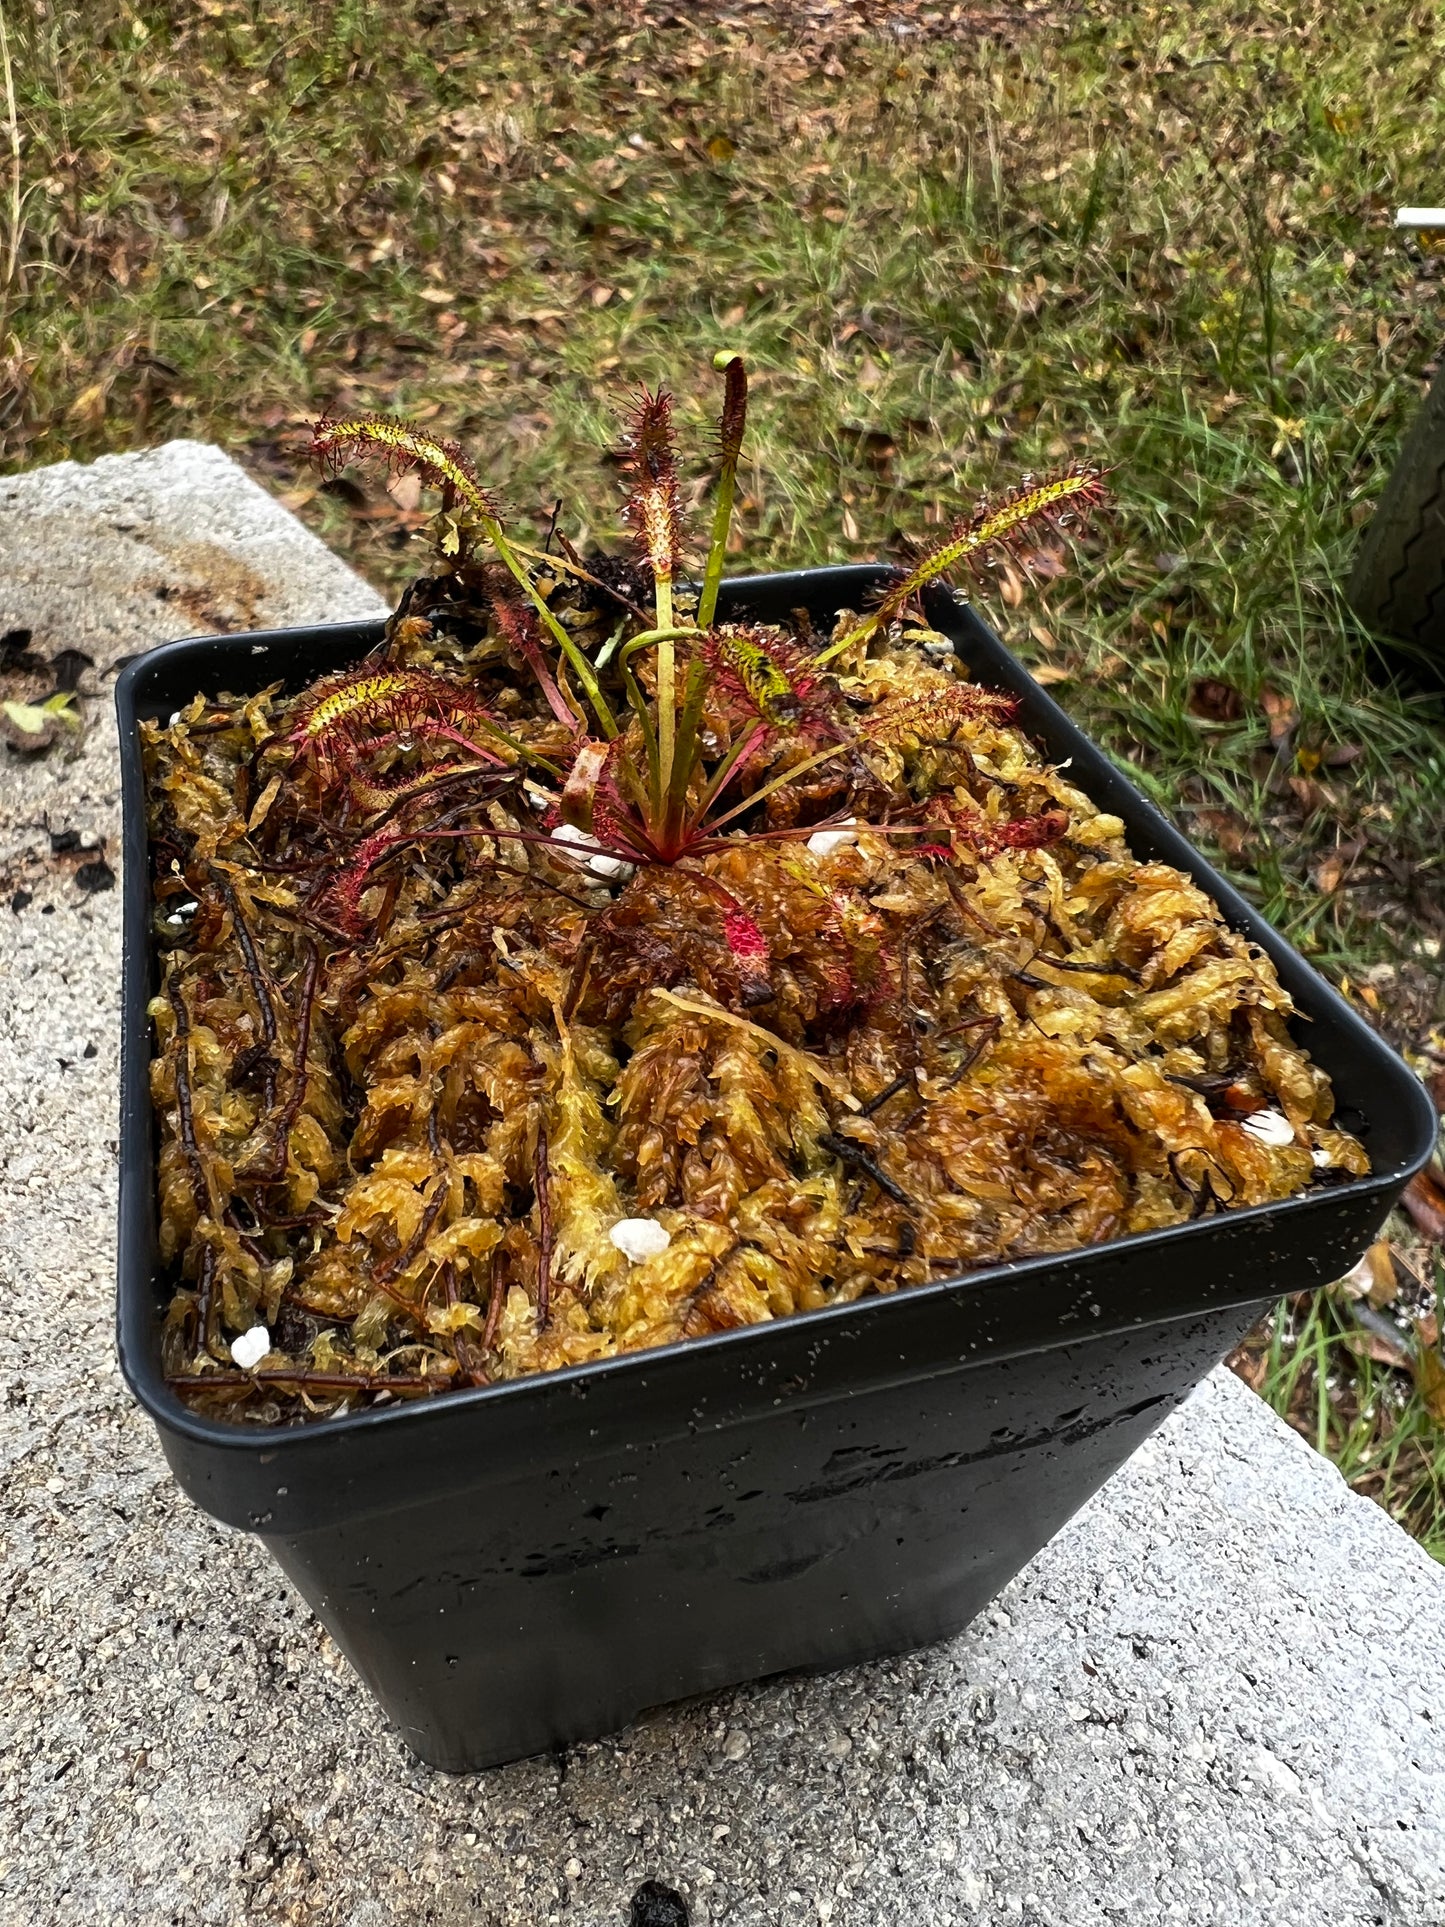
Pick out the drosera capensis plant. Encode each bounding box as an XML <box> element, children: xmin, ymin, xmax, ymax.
<box><xmin>143</xmin><ymin>358</ymin><xmax>1369</xmax><ymax>1425</ymax></box>
<box><xmin>308</xmin><ymin>363</ymin><xmax>1106</xmax><ymax>874</ymax></box>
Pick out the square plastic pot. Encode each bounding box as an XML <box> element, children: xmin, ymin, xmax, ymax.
<box><xmin>115</xmin><ymin>568</ymin><xmax>1436</xmax><ymax>1772</ymax></box>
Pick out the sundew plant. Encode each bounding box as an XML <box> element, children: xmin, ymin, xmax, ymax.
<box><xmin>142</xmin><ymin>361</ymin><xmax>1364</xmax><ymax>1424</ymax></box>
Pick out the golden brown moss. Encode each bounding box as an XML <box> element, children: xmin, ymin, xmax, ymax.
<box><xmin>146</xmin><ymin>599</ymin><xmax>1366</xmax><ymax>1425</ymax></box>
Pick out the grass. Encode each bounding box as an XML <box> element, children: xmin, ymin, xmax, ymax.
<box><xmin>4</xmin><ymin>0</ymin><xmax>1444</xmax><ymax>1549</ymax></box>
<box><xmin>1232</xmin><ymin>1245</ymin><xmax>1445</xmax><ymax>1560</ymax></box>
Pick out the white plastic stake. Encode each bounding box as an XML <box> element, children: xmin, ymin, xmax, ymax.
<box><xmin>1395</xmin><ymin>208</ymin><xmax>1445</xmax><ymax>228</ymax></box>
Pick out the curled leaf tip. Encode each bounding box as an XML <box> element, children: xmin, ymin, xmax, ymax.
<box><xmin>717</xmin><ymin>356</ymin><xmax>748</xmax><ymax>466</ymax></box>
<box><xmin>309</xmin><ymin>415</ymin><xmax>501</xmax><ymax>524</ymax></box>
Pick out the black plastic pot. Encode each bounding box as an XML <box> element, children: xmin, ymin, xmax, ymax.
<box><xmin>116</xmin><ymin>569</ymin><xmax>1435</xmax><ymax>1772</ymax></box>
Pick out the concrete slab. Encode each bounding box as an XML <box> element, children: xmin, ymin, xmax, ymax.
<box><xmin>1</xmin><ymin>444</ymin><xmax>1442</xmax><ymax>1927</ymax></box>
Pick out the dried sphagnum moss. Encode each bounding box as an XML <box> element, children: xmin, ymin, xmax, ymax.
<box><xmin>145</xmin><ymin>368</ymin><xmax>1366</xmax><ymax>1424</ymax></box>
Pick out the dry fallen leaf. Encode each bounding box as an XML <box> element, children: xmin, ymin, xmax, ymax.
<box><xmin>1188</xmin><ymin>678</ymin><xmax>1244</xmax><ymax>723</ymax></box>
<box><xmin>1019</xmin><ymin>543</ymin><xmax>1068</xmax><ymax>582</ymax></box>
<box><xmin>0</xmin><ymin>692</ymin><xmax>83</xmax><ymax>752</ymax></box>
<box><xmin>1344</xmin><ymin>1327</ymin><xmax>1412</xmax><ymax>1369</ymax></box>
<box><xmin>1413</xmin><ymin>1343</ymin><xmax>1445</xmax><ymax>1422</ymax></box>
<box><xmin>66</xmin><ymin>381</ymin><xmax>107</xmax><ymax>429</ymax></box>
<box><xmin>1340</xmin><ymin>1239</ymin><xmax>1398</xmax><ymax>1308</ymax></box>
<box><xmin>1193</xmin><ymin>807</ymin><xmax>1253</xmax><ymax>859</ymax></box>
<box><xmin>997</xmin><ymin>560</ymin><xmax>1026</xmax><ymax>609</ymax></box>
<box><xmin>1031</xmin><ymin>663</ymin><xmax>1073</xmax><ymax>686</ymax></box>
<box><xmin>1314</xmin><ymin>851</ymin><xmax>1345</xmax><ymax>895</ymax></box>
<box><xmin>1260</xmin><ymin>684</ymin><xmax>1297</xmax><ymax>744</ymax></box>
<box><xmin>1227</xmin><ymin>1342</ymin><xmax>1267</xmax><ymax>1392</ymax></box>
<box><xmin>1402</xmin><ymin>1170</ymin><xmax>1445</xmax><ymax>1242</ymax></box>
<box><xmin>0</xmin><ymin>701</ymin><xmax>58</xmax><ymax>750</ymax></box>
<box><xmin>1288</xmin><ymin>775</ymin><xmax>1330</xmax><ymax>816</ymax></box>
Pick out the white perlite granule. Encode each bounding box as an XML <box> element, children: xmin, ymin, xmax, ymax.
<box><xmin>806</xmin><ymin>818</ymin><xmax>857</xmax><ymax>857</ymax></box>
<box><xmin>229</xmin><ymin>1326</ymin><xmax>272</xmax><ymax>1370</ymax></box>
<box><xmin>609</xmin><ymin>1218</ymin><xmax>672</xmax><ymax>1263</ymax></box>
<box><xmin>549</xmin><ymin>821</ymin><xmax>634</xmax><ymax>880</ymax></box>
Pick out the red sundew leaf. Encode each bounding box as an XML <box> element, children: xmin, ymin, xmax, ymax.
<box><xmin>490</xmin><ymin>589</ymin><xmax>579</xmax><ymax>734</ymax></box>
<box><xmin>925</xmin><ymin>798</ymin><xmax>1069</xmax><ymax>859</ymax></box>
<box><xmin>722</xmin><ymin>907</ymin><xmax>769</xmax><ymax>969</ymax></box>
<box><xmin>705</xmin><ymin>626</ymin><xmax>825</xmax><ymax>731</ymax></box>
<box><xmin>720</xmin><ymin>906</ymin><xmax>772</xmax><ymax>1007</ymax></box>
<box><xmin>622</xmin><ymin>386</ymin><xmax>683</xmax><ymax>586</ymax></box>
<box><xmin>286</xmin><ymin>666</ymin><xmax>497</xmax><ymax>757</ymax></box>
<box><xmin>876</xmin><ymin>463</ymin><xmax>1109</xmax><ymax>623</ymax></box>
<box><xmin>717</xmin><ymin>356</ymin><xmax>747</xmax><ymax>467</ymax></box>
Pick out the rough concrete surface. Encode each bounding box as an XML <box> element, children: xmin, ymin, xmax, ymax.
<box><xmin>2</xmin><ymin>444</ymin><xmax>1442</xmax><ymax>1927</ymax></box>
